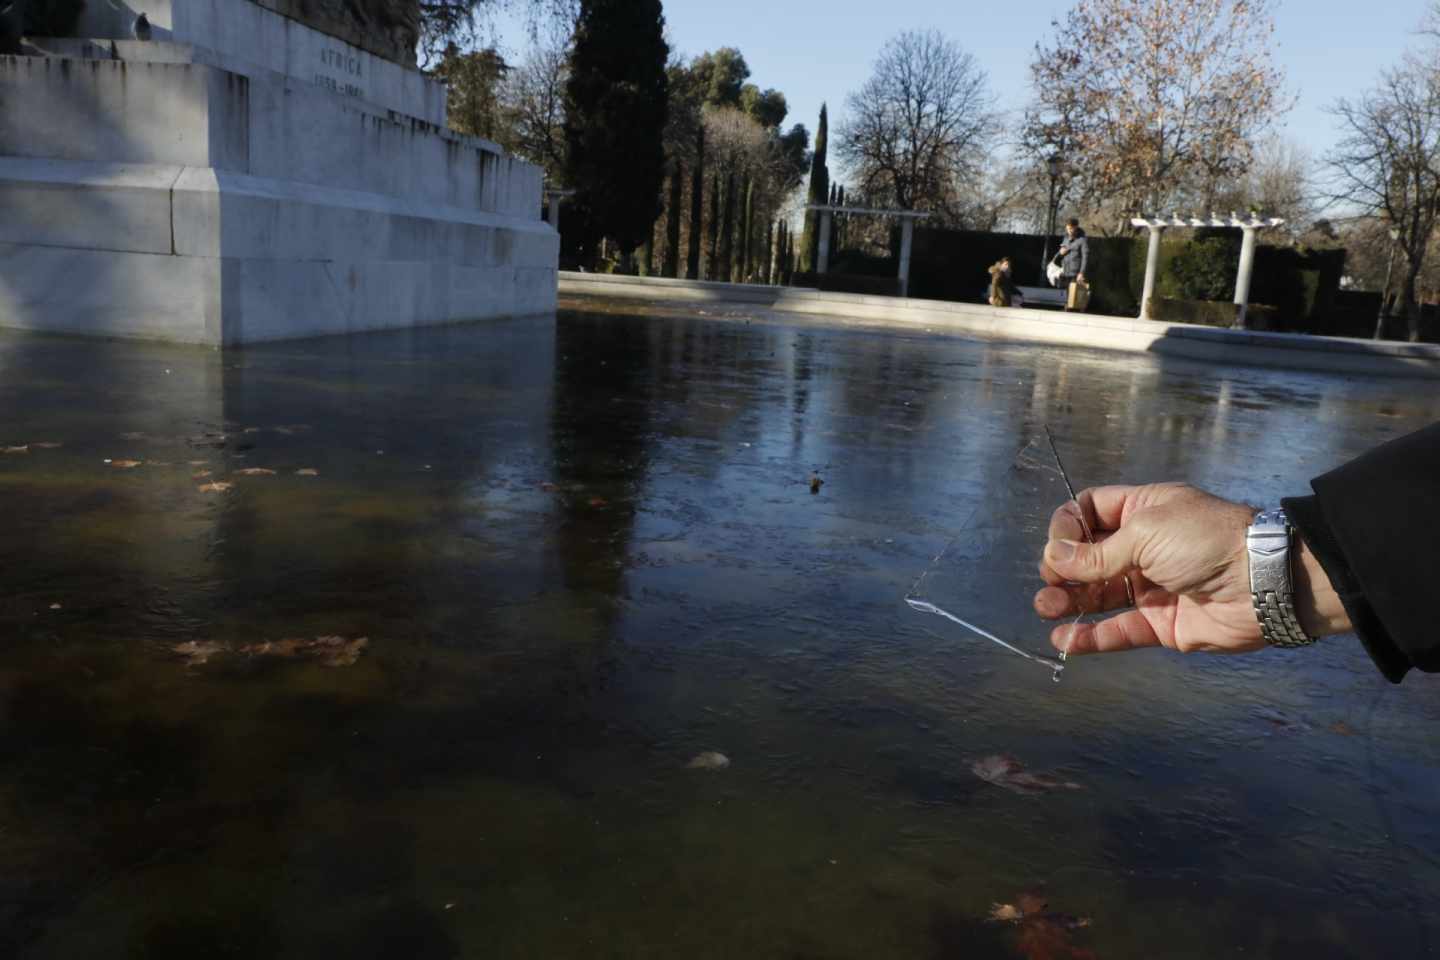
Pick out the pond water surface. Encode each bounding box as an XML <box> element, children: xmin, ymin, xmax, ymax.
<box><xmin>3</xmin><ymin>306</ymin><xmax>1439</xmax><ymax>959</ymax></box>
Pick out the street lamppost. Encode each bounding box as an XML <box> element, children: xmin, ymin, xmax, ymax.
<box><xmin>1040</xmin><ymin>154</ymin><xmax>1062</xmax><ymax>284</ymax></box>
<box><xmin>1376</xmin><ymin>225</ymin><xmax>1401</xmax><ymax>340</ymax></box>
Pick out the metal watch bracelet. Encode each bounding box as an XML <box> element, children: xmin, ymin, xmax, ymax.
<box><xmin>1247</xmin><ymin>508</ymin><xmax>1317</xmax><ymax>648</ymax></box>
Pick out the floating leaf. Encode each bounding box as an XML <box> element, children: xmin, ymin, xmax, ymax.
<box><xmin>990</xmin><ymin>903</ymin><xmax>1024</xmax><ymax>922</ymax></box>
<box><xmin>972</xmin><ymin>755</ymin><xmax>1083</xmax><ymax>795</ymax></box>
<box><xmin>295</xmin><ymin>468</ymin><xmax>320</xmax><ymax>476</ymax></box>
<box><xmin>233</xmin><ymin>468</ymin><xmax>276</xmax><ymax>476</ymax></box>
<box><xmin>31</xmin><ymin>442</ymin><xmax>63</xmax><ymax>449</ymax></box>
<box><xmin>241</xmin><ymin>635</ymin><xmax>368</xmax><ymax>667</ymax></box>
<box><xmin>588</xmin><ymin>496</ymin><xmax>609</xmax><ymax>507</ymax></box>
<box><xmin>48</xmin><ymin>602</ymin><xmax>62</xmax><ymax>611</ymax></box>
<box><xmin>2</xmin><ymin>445</ymin><xmax>28</xmax><ymax>454</ymax></box>
<box><xmin>110</xmin><ymin>459</ymin><xmax>142</xmax><ymax>469</ymax></box>
<box><xmin>187</xmin><ymin>460</ymin><xmax>209</xmax><ymax>467</ymax></box>
<box><xmin>242</xmin><ymin>427</ymin><xmax>262</xmax><ymax>434</ymax></box>
<box><xmin>193</xmin><ymin>469</ymin><xmax>212</xmax><ymax>479</ymax></box>
<box><xmin>686</xmin><ymin>751</ymin><xmax>731</xmax><ymax>770</ymax></box>
<box><xmin>197</xmin><ymin>481</ymin><xmax>233</xmax><ymax>493</ymax></box>
<box><xmin>173</xmin><ymin>640</ymin><xmax>228</xmax><ymax>665</ymax></box>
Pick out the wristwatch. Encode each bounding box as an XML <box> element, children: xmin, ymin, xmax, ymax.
<box><xmin>1246</xmin><ymin>508</ymin><xmax>1316</xmax><ymax>648</ymax></box>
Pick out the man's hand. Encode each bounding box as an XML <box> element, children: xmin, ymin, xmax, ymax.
<box><xmin>1034</xmin><ymin>483</ymin><xmax>1263</xmax><ymax>655</ymax></box>
<box><xmin>1034</xmin><ymin>483</ymin><xmax>1349</xmax><ymax>656</ymax></box>
<box><xmin>1075</xmin><ymin>272</ymin><xmax>1085</xmax><ymax>284</ymax></box>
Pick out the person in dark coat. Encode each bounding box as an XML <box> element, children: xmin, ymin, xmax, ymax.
<box><xmin>1057</xmin><ymin>217</ymin><xmax>1088</xmax><ymax>309</ymax></box>
<box><xmin>1033</xmin><ymin>420</ymin><xmax>1440</xmax><ymax>682</ymax></box>
<box><xmin>988</xmin><ymin>257</ymin><xmax>1020</xmax><ymax>307</ymax></box>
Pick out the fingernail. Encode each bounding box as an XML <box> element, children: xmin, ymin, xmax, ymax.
<box><xmin>1050</xmin><ymin>539</ymin><xmax>1078</xmax><ymax>562</ymax></box>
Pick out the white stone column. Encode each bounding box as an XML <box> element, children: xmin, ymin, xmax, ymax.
<box><xmin>898</xmin><ymin>218</ymin><xmax>915</xmax><ymax>298</ymax></box>
<box><xmin>1141</xmin><ymin>224</ymin><xmax>1163</xmax><ymax>319</ymax></box>
<box><xmin>1233</xmin><ymin>225</ymin><xmax>1258</xmax><ymax>328</ymax></box>
<box><xmin>816</xmin><ymin>210</ymin><xmax>832</xmax><ymax>275</ymax></box>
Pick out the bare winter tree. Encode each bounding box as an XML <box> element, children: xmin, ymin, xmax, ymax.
<box><xmin>836</xmin><ymin>30</ymin><xmax>996</xmax><ymax>218</ymax></box>
<box><xmin>501</xmin><ymin>32</ymin><xmax>570</xmax><ymax>180</ymax></box>
<box><xmin>1029</xmin><ymin>0</ymin><xmax>1288</xmax><ymax>216</ymax></box>
<box><xmin>1328</xmin><ymin>57</ymin><xmax>1440</xmax><ymax>342</ymax></box>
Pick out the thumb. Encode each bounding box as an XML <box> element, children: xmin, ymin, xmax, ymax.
<box><xmin>1045</xmin><ymin>524</ymin><xmax>1143</xmax><ymax>583</ymax></box>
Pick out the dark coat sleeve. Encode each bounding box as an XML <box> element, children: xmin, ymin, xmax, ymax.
<box><xmin>1282</xmin><ymin>421</ymin><xmax>1440</xmax><ymax>682</ymax></box>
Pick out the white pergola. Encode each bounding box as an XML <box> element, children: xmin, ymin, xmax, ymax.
<box><xmin>544</xmin><ymin>187</ymin><xmax>575</xmax><ymax>232</ymax></box>
<box><xmin>1131</xmin><ymin>213</ymin><xmax>1286</xmax><ymax>328</ymax></box>
<box><xmin>807</xmin><ymin>205</ymin><xmax>932</xmax><ymax>297</ymax></box>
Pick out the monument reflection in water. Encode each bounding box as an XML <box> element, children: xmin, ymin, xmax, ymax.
<box><xmin>2</xmin><ymin>308</ymin><xmax>1439</xmax><ymax>959</ymax></box>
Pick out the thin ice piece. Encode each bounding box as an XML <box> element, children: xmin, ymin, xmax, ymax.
<box><xmin>905</xmin><ymin>432</ymin><xmax>1077</xmax><ymax>682</ymax></box>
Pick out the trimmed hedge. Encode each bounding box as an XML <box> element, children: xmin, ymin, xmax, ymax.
<box><xmin>1150</xmin><ymin>298</ymin><xmax>1279</xmax><ymax>330</ymax></box>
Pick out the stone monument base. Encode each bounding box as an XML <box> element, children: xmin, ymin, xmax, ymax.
<box><xmin>0</xmin><ymin>0</ymin><xmax>557</xmax><ymax>346</ymax></box>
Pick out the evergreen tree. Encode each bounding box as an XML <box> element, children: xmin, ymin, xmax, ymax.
<box><xmin>719</xmin><ymin>171</ymin><xmax>737</xmax><ymax>282</ymax></box>
<box><xmin>763</xmin><ymin>220</ymin><xmax>775</xmax><ymax>284</ymax></box>
<box><xmin>663</xmin><ymin>161</ymin><xmax>683</xmax><ymax>277</ymax></box>
<box><xmin>706</xmin><ymin>172</ymin><xmax>721</xmax><ymax>279</ymax></box>
<box><xmin>687</xmin><ymin>125</ymin><xmax>705</xmax><ymax>278</ymax></box>
<box><xmin>564</xmin><ymin>0</ymin><xmax>669</xmax><ymax>265</ymax></box>
<box><xmin>800</xmin><ymin>104</ymin><xmax>830</xmax><ymax>273</ymax></box>
<box><xmin>739</xmin><ymin>175</ymin><xmax>754</xmax><ymax>282</ymax></box>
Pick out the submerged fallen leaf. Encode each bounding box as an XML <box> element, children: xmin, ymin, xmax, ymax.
<box><xmin>241</xmin><ymin>635</ymin><xmax>368</xmax><ymax>667</ymax></box>
<box><xmin>110</xmin><ymin>459</ymin><xmax>142</xmax><ymax>469</ymax></box>
<box><xmin>31</xmin><ymin>441</ymin><xmax>63</xmax><ymax>449</ymax></box>
<box><xmin>686</xmin><ymin>751</ymin><xmax>731</xmax><ymax>770</ymax></box>
<box><xmin>1329</xmin><ymin>720</ymin><xmax>1357</xmax><ymax>737</ymax></box>
<box><xmin>988</xmin><ymin>890</ymin><xmax>1094</xmax><ymax>960</ymax></box>
<box><xmin>193</xmin><ymin>469</ymin><xmax>212</xmax><ymax>479</ymax></box>
<box><xmin>295</xmin><ymin>468</ymin><xmax>320</xmax><ymax>476</ymax></box>
<box><xmin>588</xmin><ymin>496</ymin><xmax>608</xmax><ymax>507</ymax></box>
<box><xmin>2</xmin><ymin>445</ymin><xmax>28</xmax><ymax>454</ymax></box>
<box><xmin>197</xmin><ymin>481</ymin><xmax>233</xmax><ymax>493</ymax></box>
<box><xmin>233</xmin><ymin>467</ymin><xmax>276</xmax><ymax>476</ymax></box>
<box><xmin>173</xmin><ymin>640</ymin><xmax>228</xmax><ymax>665</ymax></box>
<box><xmin>972</xmin><ymin>755</ymin><xmax>1083</xmax><ymax>795</ymax></box>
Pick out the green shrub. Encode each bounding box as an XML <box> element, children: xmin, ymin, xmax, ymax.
<box><xmin>1170</xmin><ymin>232</ymin><xmax>1240</xmax><ymax>301</ymax></box>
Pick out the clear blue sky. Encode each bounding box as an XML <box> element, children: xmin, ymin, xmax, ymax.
<box><xmin>488</xmin><ymin>0</ymin><xmax>1427</xmax><ymax>176</ymax></box>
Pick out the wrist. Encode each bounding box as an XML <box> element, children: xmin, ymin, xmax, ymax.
<box><xmin>1293</xmin><ymin>535</ymin><xmax>1351</xmax><ymax>637</ymax></box>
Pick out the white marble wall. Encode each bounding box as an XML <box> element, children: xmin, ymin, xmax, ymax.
<box><xmin>70</xmin><ymin>0</ymin><xmax>446</xmax><ymax>125</ymax></box>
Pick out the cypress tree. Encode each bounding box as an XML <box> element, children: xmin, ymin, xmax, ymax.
<box><xmin>706</xmin><ymin>172</ymin><xmax>720</xmax><ymax>279</ymax></box>
<box><xmin>763</xmin><ymin>220</ymin><xmax>775</xmax><ymax>284</ymax></box>
<box><xmin>686</xmin><ymin>125</ymin><xmax>705</xmax><ymax>279</ymax></box>
<box><xmin>663</xmin><ymin>161</ymin><xmax>683</xmax><ymax>277</ymax></box>
<box><xmin>800</xmin><ymin>103</ymin><xmax>829</xmax><ymax>274</ymax></box>
<box><xmin>739</xmin><ymin>174</ymin><xmax>754</xmax><ymax>282</ymax></box>
<box><xmin>563</xmin><ymin>0</ymin><xmax>669</xmax><ymax>266</ymax></box>
<box><xmin>719</xmin><ymin>171</ymin><xmax>736</xmax><ymax>282</ymax></box>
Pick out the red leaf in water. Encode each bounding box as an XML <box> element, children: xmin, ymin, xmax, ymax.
<box><xmin>972</xmin><ymin>755</ymin><xmax>1083</xmax><ymax>795</ymax></box>
<box><xmin>1015</xmin><ymin>918</ymin><xmax>1097</xmax><ymax>960</ymax></box>
<box><xmin>1329</xmin><ymin>720</ymin><xmax>1357</xmax><ymax>737</ymax></box>
<box><xmin>173</xmin><ymin>640</ymin><xmax>228</xmax><ymax>665</ymax></box>
<box><xmin>110</xmin><ymin>459</ymin><xmax>143</xmax><ymax>469</ymax></box>
<box><xmin>588</xmin><ymin>497</ymin><xmax>608</xmax><ymax>507</ymax></box>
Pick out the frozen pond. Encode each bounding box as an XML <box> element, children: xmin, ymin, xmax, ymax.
<box><xmin>2</xmin><ymin>306</ymin><xmax>1438</xmax><ymax>958</ymax></box>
